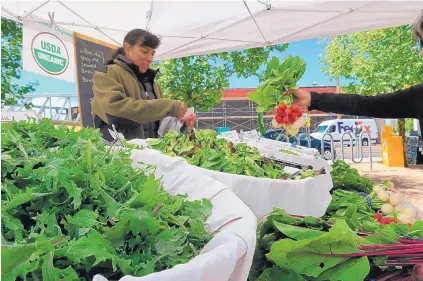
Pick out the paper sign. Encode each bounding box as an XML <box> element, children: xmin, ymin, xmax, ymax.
<box><xmin>220</xmin><ymin>130</ymin><xmax>240</xmax><ymax>141</ymax></box>
<box><xmin>23</xmin><ymin>19</ymin><xmax>75</xmax><ymax>83</ymax></box>
<box><xmin>242</xmin><ymin>130</ymin><xmax>260</xmax><ymax>141</ymax></box>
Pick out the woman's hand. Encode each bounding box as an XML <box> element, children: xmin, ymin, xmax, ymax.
<box><xmin>181</xmin><ymin>112</ymin><xmax>197</xmax><ymax>127</ymax></box>
<box><xmin>287</xmin><ymin>88</ymin><xmax>312</xmax><ymax>107</ymax></box>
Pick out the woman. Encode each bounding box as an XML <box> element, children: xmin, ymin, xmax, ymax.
<box><xmin>91</xmin><ymin>29</ymin><xmax>196</xmax><ymax>141</ymax></box>
<box><xmin>288</xmin><ymin>13</ymin><xmax>423</xmax><ymax>134</ymax></box>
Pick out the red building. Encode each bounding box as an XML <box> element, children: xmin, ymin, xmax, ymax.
<box><xmin>221</xmin><ymin>86</ymin><xmax>337</xmax><ymax>115</ymax></box>
<box><xmin>222</xmin><ymin>87</ymin><xmax>337</xmax><ymax>100</ymax></box>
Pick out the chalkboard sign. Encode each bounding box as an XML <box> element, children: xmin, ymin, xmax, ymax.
<box><xmin>74</xmin><ymin>32</ymin><xmax>118</xmax><ymax>127</ymax></box>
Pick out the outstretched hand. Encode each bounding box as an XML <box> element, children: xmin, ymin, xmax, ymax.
<box><xmin>286</xmin><ymin>88</ymin><xmax>312</xmax><ymax>107</ymax></box>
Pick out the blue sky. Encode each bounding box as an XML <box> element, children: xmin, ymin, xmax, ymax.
<box><xmin>228</xmin><ymin>38</ymin><xmax>339</xmax><ymax>88</ymax></box>
<box><xmin>19</xmin><ymin>38</ymin><xmax>339</xmax><ymax>96</ymax></box>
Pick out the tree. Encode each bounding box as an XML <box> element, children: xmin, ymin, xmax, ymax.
<box><xmin>1</xmin><ymin>18</ymin><xmax>38</xmax><ymax>108</ymax></box>
<box><xmin>155</xmin><ymin>45</ymin><xmax>288</xmax><ymax>112</ymax></box>
<box><xmin>320</xmin><ymin>25</ymin><xmax>423</xmax><ymax>165</ymax></box>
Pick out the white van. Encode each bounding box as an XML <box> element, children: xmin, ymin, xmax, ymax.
<box><xmin>311</xmin><ymin>119</ymin><xmax>379</xmax><ymax>146</ymax></box>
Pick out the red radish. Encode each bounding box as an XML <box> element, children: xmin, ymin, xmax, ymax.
<box><xmin>283</xmin><ymin>117</ymin><xmax>289</xmax><ymax>124</ymax></box>
<box><xmin>379</xmin><ymin>218</ymin><xmax>388</xmax><ymax>225</ymax></box>
<box><xmin>291</xmin><ymin>112</ymin><xmax>299</xmax><ymax>119</ymax></box>
<box><xmin>277</xmin><ymin>108</ymin><xmax>284</xmax><ymax>115</ymax></box>
<box><xmin>285</xmin><ymin>108</ymin><xmax>292</xmax><ymax>115</ymax></box>
<box><xmin>380</xmin><ymin>217</ymin><xmax>397</xmax><ymax>225</ymax></box>
<box><xmin>374</xmin><ymin>213</ymin><xmax>382</xmax><ymax>221</ymax></box>
<box><xmin>389</xmin><ymin>218</ymin><xmax>397</xmax><ymax>223</ymax></box>
<box><xmin>291</xmin><ymin>104</ymin><xmax>299</xmax><ymax>112</ymax></box>
<box><xmin>278</xmin><ymin>103</ymin><xmax>287</xmax><ymax>111</ymax></box>
<box><xmin>275</xmin><ymin>115</ymin><xmax>283</xmax><ymax>123</ymax></box>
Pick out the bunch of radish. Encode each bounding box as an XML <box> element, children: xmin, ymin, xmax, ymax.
<box><xmin>373</xmin><ymin>185</ymin><xmax>419</xmax><ymax>225</ymax></box>
<box><xmin>274</xmin><ymin>103</ymin><xmax>303</xmax><ymax>125</ymax></box>
<box><xmin>271</xmin><ymin>103</ymin><xmax>306</xmax><ymax>135</ymax></box>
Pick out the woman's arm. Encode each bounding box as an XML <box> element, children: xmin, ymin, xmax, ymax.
<box><xmin>291</xmin><ymin>84</ymin><xmax>422</xmax><ymax>119</ymax></box>
<box><xmin>92</xmin><ymin>68</ymin><xmax>183</xmax><ymax>125</ymax></box>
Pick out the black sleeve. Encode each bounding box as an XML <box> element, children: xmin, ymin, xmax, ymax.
<box><xmin>309</xmin><ymin>83</ymin><xmax>423</xmax><ymax>119</ymax></box>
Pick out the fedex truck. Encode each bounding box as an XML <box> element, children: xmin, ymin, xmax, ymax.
<box><xmin>311</xmin><ymin>119</ymin><xmax>379</xmax><ymax>146</ymax></box>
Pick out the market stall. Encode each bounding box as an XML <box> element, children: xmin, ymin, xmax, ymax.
<box><xmin>2</xmin><ymin>1</ymin><xmax>423</xmax><ymax>281</ymax></box>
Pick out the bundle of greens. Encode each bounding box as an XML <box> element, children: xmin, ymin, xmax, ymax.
<box><xmin>325</xmin><ymin>189</ymin><xmax>384</xmax><ymax>229</ymax></box>
<box><xmin>330</xmin><ymin>160</ymin><xmax>374</xmax><ymax>194</ymax></box>
<box><xmin>147</xmin><ymin>130</ymin><xmax>317</xmax><ymax>180</ymax></box>
<box><xmin>1</xmin><ymin>120</ymin><xmax>212</xmax><ymax>281</ymax></box>
<box><xmin>249</xmin><ymin>208</ymin><xmax>423</xmax><ymax>281</ymax></box>
<box><xmin>248</xmin><ymin>56</ymin><xmax>306</xmax><ymax>134</ymax></box>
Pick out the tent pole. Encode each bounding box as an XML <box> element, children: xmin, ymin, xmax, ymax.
<box><xmin>9</xmin><ymin>15</ymin><xmax>262</xmax><ymax>46</ymax></box>
<box><xmin>145</xmin><ymin>0</ymin><xmax>154</xmax><ymax>31</ymax></box>
<box><xmin>243</xmin><ymin>0</ymin><xmax>267</xmax><ymax>43</ymax></box>
<box><xmin>56</xmin><ymin>0</ymin><xmax>121</xmax><ymax>45</ymax></box>
<box><xmin>1</xmin><ymin>7</ymin><xmax>19</xmax><ymax>20</ymax></box>
<box><xmin>22</xmin><ymin>0</ymin><xmax>51</xmax><ymax>20</ymax></box>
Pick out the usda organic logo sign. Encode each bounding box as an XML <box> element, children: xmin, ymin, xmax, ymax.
<box><xmin>31</xmin><ymin>32</ymin><xmax>69</xmax><ymax>75</ymax></box>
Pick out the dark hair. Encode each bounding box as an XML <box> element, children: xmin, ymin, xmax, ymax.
<box><xmin>105</xmin><ymin>29</ymin><xmax>161</xmax><ymax>65</ymax></box>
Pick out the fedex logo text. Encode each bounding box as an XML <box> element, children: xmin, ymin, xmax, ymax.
<box><xmin>337</xmin><ymin>122</ymin><xmax>371</xmax><ymax>133</ymax></box>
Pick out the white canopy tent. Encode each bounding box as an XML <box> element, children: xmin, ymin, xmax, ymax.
<box><xmin>2</xmin><ymin>0</ymin><xmax>423</xmax><ymax>59</ymax></box>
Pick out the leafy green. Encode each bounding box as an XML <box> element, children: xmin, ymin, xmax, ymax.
<box><xmin>1</xmin><ymin>119</ymin><xmax>212</xmax><ymax>281</ymax></box>
<box><xmin>251</xmin><ymin>204</ymin><xmax>423</xmax><ymax>281</ymax></box>
<box><xmin>330</xmin><ymin>160</ymin><xmax>374</xmax><ymax>194</ymax></box>
<box><xmin>266</xmin><ymin>220</ymin><xmax>371</xmax><ymax>280</ymax></box>
<box><xmin>147</xmin><ymin>130</ymin><xmax>317</xmax><ymax>181</ymax></box>
<box><xmin>273</xmin><ymin>221</ymin><xmax>324</xmax><ymax>240</ymax></box>
<box><xmin>252</xmin><ymin>216</ymin><xmax>371</xmax><ymax>281</ymax></box>
<box><xmin>256</xmin><ymin>266</ymin><xmax>306</xmax><ymax>281</ymax></box>
<box><xmin>248</xmin><ymin>56</ymin><xmax>306</xmax><ymax>129</ymax></box>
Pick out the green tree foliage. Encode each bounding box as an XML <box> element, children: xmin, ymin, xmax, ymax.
<box><xmin>1</xmin><ymin>18</ymin><xmax>38</xmax><ymax>108</ymax></box>
<box><xmin>156</xmin><ymin>45</ymin><xmax>288</xmax><ymax>112</ymax></box>
<box><xmin>321</xmin><ymin>25</ymin><xmax>422</xmax><ymax>95</ymax></box>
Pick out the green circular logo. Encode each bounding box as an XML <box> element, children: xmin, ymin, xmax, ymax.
<box><xmin>31</xmin><ymin>32</ymin><xmax>69</xmax><ymax>75</ymax></box>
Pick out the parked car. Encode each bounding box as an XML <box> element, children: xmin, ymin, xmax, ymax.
<box><xmin>262</xmin><ymin>129</ymin><xmax>337</xmax><ymax>160</ymax></box>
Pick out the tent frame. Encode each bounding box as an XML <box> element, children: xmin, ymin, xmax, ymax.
<box><xmin>1</xmin><ymin>0</ymin><xmax>366</xmax><ymax>52</ymax></box>
<box><xmin>2</xmin><ymin>1</ymin><xmax>422</xmax><ymax>59</ymax></box>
